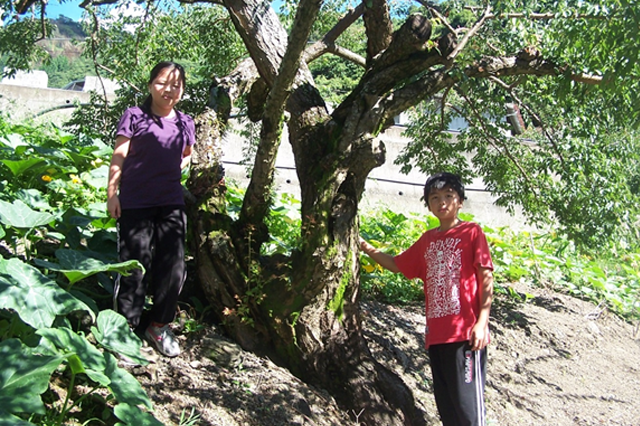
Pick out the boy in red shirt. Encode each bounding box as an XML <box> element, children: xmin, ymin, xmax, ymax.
<box><xmin>360</xmin><ymin>172</ymin><xmax>494</xmax><ymax>426</ymax></box>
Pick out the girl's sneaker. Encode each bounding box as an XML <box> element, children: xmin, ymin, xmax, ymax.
<box><xmin>145</xmin><ymin>323</ymin><xmax>180</xmax><ymax>357</ymax></box>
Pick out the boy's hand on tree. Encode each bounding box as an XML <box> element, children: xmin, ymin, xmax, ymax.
<box><xmin>359</xmin><ymin>237</ymin><xmax>372</xmax><ymax>254</ymax></box>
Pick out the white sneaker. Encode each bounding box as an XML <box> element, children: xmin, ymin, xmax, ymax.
<box><xmin>145</xmin><ymin>323</ymin><xmax>181</xmax><ymax>357</ymax></box>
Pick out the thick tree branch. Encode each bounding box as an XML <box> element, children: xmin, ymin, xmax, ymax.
<box><xmin>379</xmin><ymin>53</ymin><xmax>553</xmax><ymax>125</ymax></box>
<box><xmin>323</xmin><ymin>44</ymin><xmax>366</xmax><ymax>67</ymax></box>
<box><xmin>223</xmin><ymin>0</ymin><xmax>288</xmax><ymax>86</ymax></box>
<box><xmin>239</xmin><ymin>0</ymin><xmax>321</xmax><ymax>228</ymax></box>
<box><xmin>362</xmin><ymin>0</ymin><xmax>393</xmax><ymax>64</ymax></box>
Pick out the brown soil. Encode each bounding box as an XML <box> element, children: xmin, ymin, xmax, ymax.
<box><xmin>131</xmin><ymin>281</ymin><xmax>640</xmax><ymax>425</ymax></box>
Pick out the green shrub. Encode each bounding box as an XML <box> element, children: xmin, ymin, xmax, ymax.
<box><xmin>0</xmin><ymin>115</ymin><xmax>160</xmax><ymax>425</ymax></box>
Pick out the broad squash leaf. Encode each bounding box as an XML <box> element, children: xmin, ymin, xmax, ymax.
<box><xmin>105</xmin><ymin>353</ymin><xmax>153</xmax><ymax>409</ymax></box>
<box><xmin>0</xmin><ymin>257</ymin><xmax>95</xmax><ymax>329</ymax></box>
<box><xmin>114</xmin><ymin>403</ymin><xmax>163</xmax><ymax>426</ymax></box>
<box><xmin>37</xmin><ymin>327</ymin><xmax>109</xmax><ymax>386</ymax></box>
<box><xmin>0</xmin><ymin>158</ymin><xmax>45</xmax><ymax>177</ymax></box>
<box><xmin>0</xmin><ymin>411</ymin><xmax>36</xmax><ymax>426</ymax></box>
<box><xmin>0</xmin><ymin>199</ymin><xmax>54</xmax><ymax>229</ymax></box>
<box><xmin>92</xmin><ymin>310</ymin><xmax>149</xmax><ymax>367</ymax></box>
<box><xmin>0</xmin><ymin>339</ymin><xmax>64</xmax><ymax>416</ymax></box>
<box><xmin>34</xmin><ymin>249</ymin><xmax>143</xmax><ymax>285</ymax></box>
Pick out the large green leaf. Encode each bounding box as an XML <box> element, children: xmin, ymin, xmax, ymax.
<box><xmin>0</xmin><ymin>257</ymin><xmax>95</xmax><ymax>329</ymax></box>
<box><xmin>105</xmin><ymin>353</ymin><xmax>153</xmax><ymax>409</ymax></box>
<box><xmin>113</xmin><ymin>403</ymin><xmax>163</xmax><ymax>426</ymax></box>
<box><xmin>0</xmin><ymin>339</ymin><xmax>64</xmax><ymax>416</ymax></box>
<box><xmin>0</xmin><ymin>158</ymin><xmax>46</xmax><ymax>177</ymax></box>
<box><xmin>92</xmin><ymin>310</ymin><xmax>149</xmax><ymax>367</ymax></box>
<box><xmin>0</xmin><ymin>132</ymin><xmax>26</xmax><ymax>149</ymax></box>
<box><xmin>37</xmin><ymin>327</ymin><xmax>110</xmax><ymax>386</ymax></box>
<box><xmin>0</xmin><ymin>411</ymin><xmax>35</xmax><ymax>426</ymax></box>
<box><xmin>0</xmin><ymin>199</ymin><xmax>55</xmax><ymax>229</ymax></box>
<box><xmin>34</xmin><ymin>249</ymin><xmax>143</xmax><ymax>284</ymax></box>
<box><xmin>82</xmin><ymin>164</ymin><xmax>109</xmax><ymax>190</ymax></box>
<box><xmin>14</xmin><ymin>189</ymin><xmax>50</xmax><ymax>211</ymax></box>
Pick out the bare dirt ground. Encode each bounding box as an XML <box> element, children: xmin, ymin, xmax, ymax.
<box><xmin>131</xmin><ymin>281</ymin><xmax>640</xmax><ymax>425</ymax></box>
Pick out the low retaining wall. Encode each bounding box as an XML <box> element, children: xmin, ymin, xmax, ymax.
<box><xmin>0</xmin><ymin>84</ymin><xmax>92</xmax><ymax>124</ymax></box>
<box><xmin>1</xmin><ymin>86</ymin><xmax>530</xmax><ymax>230</ymax></box>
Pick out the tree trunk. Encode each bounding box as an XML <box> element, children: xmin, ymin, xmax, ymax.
<box><xmin>182</xmin><ymin>2</ymin><xmax>430</xmax><ymax>423</ymax></box>
<box><xmin>187</xmin><ymin>109</ymin><xmax>427</xmax><ymax>424</ymax></box>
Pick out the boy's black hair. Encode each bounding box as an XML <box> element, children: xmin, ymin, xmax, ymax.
<box><xmin>423</xmin><ymin>172</ymin><xmax>466</xmax><ymax>201</ymax></box>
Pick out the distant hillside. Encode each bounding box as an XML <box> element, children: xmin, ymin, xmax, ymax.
<box><xmin>53</xmin><ymin>16</ymin><xmax>86</xmax><ymax>39</ymax></box>
<box><xmin>36</xmin><ymin>16</ymin><xmax>95</xmax><ymax>88</ymax></box>
<box><xmin>38</xmin><ymin>17</ymin><xmax>87</xmax><ymax>60</ymax></box>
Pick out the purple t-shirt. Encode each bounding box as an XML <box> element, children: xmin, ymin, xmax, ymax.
<box><xmin>116</xmin><ymin>106</ymin><xmax>196</xmax><ymax>209</ymax></box>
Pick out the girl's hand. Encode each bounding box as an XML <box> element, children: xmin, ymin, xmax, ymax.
<box><xmin>107</xmin><ymin>196</ymin><xmax>121</xmax><ymax>219</ymax></box>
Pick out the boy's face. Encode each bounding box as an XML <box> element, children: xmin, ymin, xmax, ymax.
<box><xmin>427</xmin><ymin>185</ymin><xmax>463</xmax><ymax>221</ymax></box>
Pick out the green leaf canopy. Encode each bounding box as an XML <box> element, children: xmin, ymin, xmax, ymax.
<box><xmin>0</xmin><ymin>200</ymin><xmax>55</xmax><ymax>229</ymax></box>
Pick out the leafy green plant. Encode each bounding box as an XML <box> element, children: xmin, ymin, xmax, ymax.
<box><xmin>0</xmin><ymin>308</ymin><xmax>154</xmax><ymax>425</ymax></box>
<box><xmin>0</xmin><ymin>115</ymin><xmax>163</xmax><ymax>425</ymax></box>
<box><xmin>178</xmin><ymin>407</ymin><xmax>202</xmax><ymax>426</ymax></box>
<box><xmin>263</xmin><ymin>191</ymin><xmax>302</xmax><ymax>255</ymax></box>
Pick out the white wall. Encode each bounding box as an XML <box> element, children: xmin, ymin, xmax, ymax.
<box><xmin>1</xmin><ymin>69</ymin><xmax>48</xmax><ymax>88</ymax></box>
<box><xmin>221</xmin><ymin>120</ymin><xmax>532</xmax><ymax>230</ymax></box>
<box><xmin>0</xmin><ymin>85</ymin><xmax>532</xmax><ymax>230</ymax></box>
<box><xmin>0</xmin><ymin>83</ymin><xmax>93</xmax><ymax>123</ymax></box>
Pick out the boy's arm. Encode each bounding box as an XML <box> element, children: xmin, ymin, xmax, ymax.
<box><xmin>469</xmin><ymin>266</ymin><xmax>493</xmax><ymax>351</ymax></box>
<box><xmin>359</xmin><ymin>238</ymin><xmax>400</xmax><ymax>273</ymax></box>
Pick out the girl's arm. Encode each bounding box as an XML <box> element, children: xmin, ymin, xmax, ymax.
<box><xmin>107</xmin><ymin>135</ymin><xmax>130</xmax><ymax>219</ymax></box>
<box><xmin>359</xmin><ymin>238</ymin><xmax>400</xmax><ymax>273</ymax></box>
<box><xmin>180</xmin><ymin>144</ymin><xmax>193</xmax><ymax>169</ymax></box>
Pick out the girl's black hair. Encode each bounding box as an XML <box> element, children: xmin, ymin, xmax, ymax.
<box><xmin>141</xmin><ymin>61</ymin><xmax>187</xmax><ymax>114</ymax></box>
<box><xmin>423</xmin><ymin>172</ymin><xmax>466</xmax><ymax>201</ymax></box>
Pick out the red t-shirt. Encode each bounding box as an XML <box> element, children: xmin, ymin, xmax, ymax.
<box><xmin>394</xmin><ymin>221</ymin><xmax>493</xmax><ymax>348</ymax></box>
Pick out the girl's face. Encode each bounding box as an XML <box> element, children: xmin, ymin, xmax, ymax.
<box><xmin>148</xmin><ymin>66</ymin><xmax>184</xmax><ymax>113</ymax></box>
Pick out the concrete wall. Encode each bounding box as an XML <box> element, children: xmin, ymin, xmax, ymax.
<box><xmin>1</xmin><ymin>69</ymin><xmax>48</xmax><ymax>88</ymax></box>
<box><xmin>1</xmin><ymin>85</ymin><xmax>531</xmax><ymax>230</ymax></box>
<box><xmin>0</xmin><ymin>83</ymin><xmax>92</xmax><ymax>124</ymax></box>
<box><xmin>221</xmin><ymin>120</ymin><xmax>531</xmax><ymax>230</ymax></box>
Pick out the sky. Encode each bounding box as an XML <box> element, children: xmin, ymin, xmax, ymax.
<box><xmin>45</xmin><ymin>0</ymin><xmax>284</xmax><ymax>21</ymax></box>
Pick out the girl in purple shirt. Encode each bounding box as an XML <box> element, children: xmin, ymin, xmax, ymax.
<box><xmin>107</xmin><ymin>61</ymin><xmax>195</xmax><ymax>358</ymax></box>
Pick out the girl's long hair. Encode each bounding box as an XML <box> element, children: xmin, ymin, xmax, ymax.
<box><xmin>141</xmin><ymin>61</ymin><xmax>186</xmax><ymax>115</ymax></box>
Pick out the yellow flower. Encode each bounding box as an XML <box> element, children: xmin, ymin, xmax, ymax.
<box><xmin>362</xmin><ymin>264</ymin><xmax>376</xmax><ymax>273</ymax></box>
<box><xmin>70</xmin><ymin>174</ymin><xmax>81</xmax><ymax>184</ymax></box>
<box><xmin>41</xmin><ymin>175</ymin><xmax>53</xmax><ymax>182</ymax></box>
